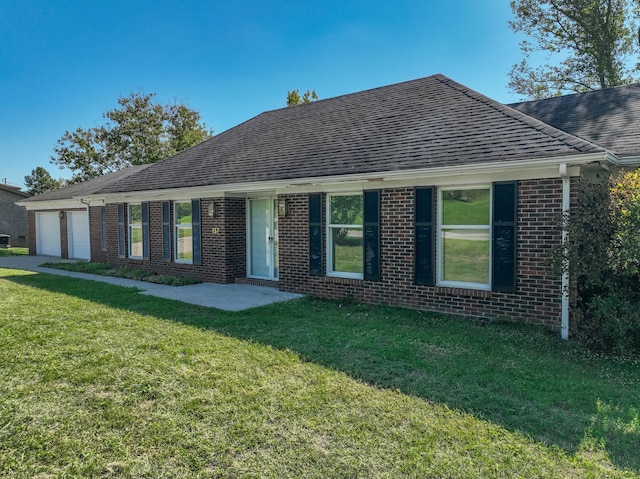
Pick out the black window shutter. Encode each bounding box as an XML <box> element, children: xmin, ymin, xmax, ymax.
<box><xmin>309</xmin><ymin>193</ymin><xmax>323</xmax><ymax>276</ymax></box>
<box><xmin>414</xmin><ymin>187</ymin><xmax>434</xmax><ymax>286</ymax></box>
<box><xmin>363</xmin><ymin>190</ymin><xmax>381</xmax><ymax>281</ymax></box>
<box><xmin>192</xmin><ymin>199</ymin><xmax>202</xmax><ymax>266</ymax></box>
<box><xmin>142</xmin><ymin>202</ymin><xmax>150</xmax><ymax>260</ymax></box>
<box><xmin>117</xmin><ymin>203</ymin><xmax>125</xmax><ymax>258</ymax></box>
<box><xmin>492</xmin><ymin>181</ymin><xmax>518</xmax><ymax>293</ymax></box>
<box><xmin>162</xmin><ymin>201</ymin><xmax>171</xmax><ymax>262</ymax></box>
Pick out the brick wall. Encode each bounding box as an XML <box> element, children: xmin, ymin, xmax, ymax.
<box><xmin>27</xmin><ymin>210</ymin><xmax>36</xmax><ymax>254</ymax></box>
<box><xmin>89</xmin><ymin>206</ymin><xmax>108</xmax><ymax>263</ymax></box>
<box><xmin>104</xmin><ymin>198</ymin><xmax>246</xmax><ymax>283</ymax></box>
<box><xmin>0</xmin><ymin>189</ymin><xmax>28</xmax><ymax>247</ymax></box>
<box><xmin>279</xmin><ymin>179</ymin><xmax>567</xmax><ymax>330</ymax></box>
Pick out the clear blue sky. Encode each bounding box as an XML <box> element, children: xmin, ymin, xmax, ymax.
<box><xmin>1</xmin><ymin>0</ymin><xmax>524</xmax><ymax>188</ymax></box>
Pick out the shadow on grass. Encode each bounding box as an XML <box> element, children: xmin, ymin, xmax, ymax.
<box><xmin>4</xmin><ymin>270</ymin><xmax>640</xmax><ymax>473</ymax></box>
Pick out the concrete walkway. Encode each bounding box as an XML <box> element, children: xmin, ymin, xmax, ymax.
<box><xmin>0</xmin><ymin>255</ymin><xmax>303</xmax><ymax>311</ymax></box>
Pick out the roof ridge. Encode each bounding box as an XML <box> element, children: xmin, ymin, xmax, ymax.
<box><xmin>434</xmin><ymin>75</ymin><xmax>608</xmax><ymax>154</ymax></box>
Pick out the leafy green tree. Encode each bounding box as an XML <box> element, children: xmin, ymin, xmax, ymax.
<box><xmin>508</xmin><ymin>0</ymin><xmax>640</xmax><ymax>99</ymax></box>
<box><xmin>609</xmin><ymin>170</ymin><xmax>640</xmax><ymax>276</ymax></box>
<box><xmin>51</xmin><ymin>93</ymin><xmax>213</xmax><ymax>183</ymax></box>
<box><xmin>286</xmin><ymin>89</ymin><xmax>318</xmax><ymax>106</ymax></box>
<box><xmin>23</xmin><ymin>166</ymin><xmax>64</xmax><ymax>196</ymax></box>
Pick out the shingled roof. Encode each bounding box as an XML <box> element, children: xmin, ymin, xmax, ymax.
<box><xmin>0</xmin><ymin>184</ymin><xmax>29</xmax><ymax>198</ymax></box>
<box><xmin>97</xmin><ymin>74</ymin><xmax>604</xmax><ymax>194</ymax></box>
<box><xmin>510</xmin><ymin>83</ymin><xmax>640</xmax><ymax>157</ymax></box>
<box><xmin>20</xmin><ymin>164</ymin><xmax>152</xmax><ymax>202</ymax></box>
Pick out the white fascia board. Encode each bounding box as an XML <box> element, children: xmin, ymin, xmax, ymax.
<box><xmin>617</xmin><ymin>155</ymin><xmax>640</xmax><ymax>167</ymax></box>
<box><xmin>16</xmin><ymin>199</ymin><xmax>87</xmax><ymax>211</ymax></box>
<box><xmin>82</xmin><ymin>152</ymin><xmax>610</xmax><ymax>202</ymax></box>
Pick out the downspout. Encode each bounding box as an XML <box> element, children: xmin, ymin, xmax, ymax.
<box><xmin>559</xmin><ymin>164</ymin><xmax>570</xmax><ymax>340</ymax></box>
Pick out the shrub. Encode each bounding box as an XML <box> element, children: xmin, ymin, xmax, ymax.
<box><xmin>580</xmin><ymin>292</ymin><xmax>640</xmax><ymax>356</ymax></box>
<box><xmin>559</xmin><ymin>170</ymin><xmax>640</xmax><ymax>355</ymax></box>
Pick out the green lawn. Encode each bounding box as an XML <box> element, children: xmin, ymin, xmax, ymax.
<box><xmin>1</xmin><ymin>268</ymin><xmax>639</xmax><ymax>478</ymax></box>
<box><xmin>0</xmin><ymin>247</ymin><xmax>28</xmax><ymax>257</ymax></box>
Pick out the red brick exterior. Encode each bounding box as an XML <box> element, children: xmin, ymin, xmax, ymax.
<box><xmin>28</xmin><ymin>178</ymin><xmax>570</xmax><ymax>330</ymax></box>
<box><xmin>278</xmin><ymin>179</ymin><xmax>567</xmax><ymax>330</ymax></box>
<box><xmin>104</xmin><ymin>198</ymin><xmax>246</xmax><ymax>283</ymax></box>
<box><xmin>27</xmin><ymin>210</ymin><xmax>36</xmax><ymax>255</ymax></box>
<box><xmin>89</xmin><ymin>206</ymin><xmax>108</xmax><ymax>263</ymax></box>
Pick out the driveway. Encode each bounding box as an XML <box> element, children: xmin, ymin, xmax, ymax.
<box><xmin>0</xmin><ymin>255</ymin><xmax>303</xmax><ymax>311</ymax></box>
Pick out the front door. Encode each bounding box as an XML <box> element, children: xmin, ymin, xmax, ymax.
<box><xmin>247</xmin><ymin>198</ymin><xmax>279</xmax><ymax>279</ymax></box>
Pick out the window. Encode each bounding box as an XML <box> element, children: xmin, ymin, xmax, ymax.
<box><xmin>327</xmin><ymin>193</ymin><xmax>363</xmax><ymax>278</ymax></box>
<box><xmin>438</xmin><ymin>187</ymin><xmax>491</xmax><ymax>288</ymax></box>
<box><xmin>128</xmin><ymin>204</ymin><xmax>143</xmax><ymax>259</ymax></box>
<box><xmin>174</xmin><ymin>201</ymin><xmax>193</xmax><ymax>263</ymax></box>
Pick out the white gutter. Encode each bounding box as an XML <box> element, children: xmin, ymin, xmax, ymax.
<box><xmin>559</xmin><ymin>163</ymin><xmax>570</xmax><ymax>340</ymax></box>
<box><xmin>82</xmin><ymin>152</ymin><xmax>612</xmax><ymax>204</ymax></box>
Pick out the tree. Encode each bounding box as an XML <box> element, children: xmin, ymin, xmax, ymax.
<box><xmin>286</xmin><ymin>89</ymin><xmax>318</xmax><ymax>106</ymax></box>
<box><xmin>51</xmin><ymin>93</ymin><xmax>213</xmax><ymax>183</ymax></box>
<box><xmin>508</xmin><ymin>0</ymin><xmax>640</xmax><ymax>99</ymax></box>
<box><xmin>24</xmin><ymin>166</ymin><xmax>64</xmax><ymax>196</ymax></box>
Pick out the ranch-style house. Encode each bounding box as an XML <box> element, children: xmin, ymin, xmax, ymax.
<box><xmin>18</xmin><ymin>74</ymin><xmax>640</xmax><ymax>337</ymax></box>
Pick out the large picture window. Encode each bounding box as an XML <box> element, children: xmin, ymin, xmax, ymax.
<box><xmin>438</xmin><ymin>187</ymin><xmax>491</xmax><ymax>288</ymax></box>
<box><xmin>174</xmin><ymin>201</ymin><xmax>193</xmax><ymax>263</ymax></box>
<box><xmin>128</xmin><ymin>204</ymin><xmax>143</xmax><ymax>259</ymax></box>
<box><xmin>327</xmin><ymin>193</ymin><xmax>363</xmax><ymax>278</ymax></box>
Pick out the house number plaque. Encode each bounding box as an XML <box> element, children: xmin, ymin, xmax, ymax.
<box><xmin>211</xmin><ymin>228</ymin><xmax>220</xmax><ymax>234</ymax></box>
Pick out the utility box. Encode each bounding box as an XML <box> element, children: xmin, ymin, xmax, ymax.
<box><xmin>0</xmin><ymin>234</ymin><xmax>10</xmax><ymax>248</ymax></box>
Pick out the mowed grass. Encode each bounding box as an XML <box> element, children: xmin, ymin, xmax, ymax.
<box><xmin>0</xmin><ymin>247</ymin><xmax>28</xmax><ymax>257</ymax></box>
<box><xmin>1</xmin><ymin>269</ymin><xmax>639</xmax><ymax>478</ymax></box>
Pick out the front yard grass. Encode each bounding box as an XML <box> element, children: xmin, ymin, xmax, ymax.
<box><xmin>0</xmin><ymin>247</ymin><xmax>28</xmax><ymax>257</ymax></box>
<box><xmin>0</xmin><ymin>268</ymin><xmax>638</xmax><ymax>478</ymax></box>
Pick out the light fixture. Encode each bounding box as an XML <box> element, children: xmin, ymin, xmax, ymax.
<box><xmin>278</xmin><ymin>199</ymin><xmax>288</xmax><ymax>217</ymax></box>
<box><xmin>208</xmin><ymin>202</ymin><xmax>216</xmax><ymax>217</ymax></box>
<box><xmin>58</xmin><ymin>210</ymin><xmax>65</xmax><ymax>219</ymax></box>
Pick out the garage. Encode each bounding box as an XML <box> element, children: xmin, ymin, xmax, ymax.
<box><xmin>35</xmin><ymin>212</ymin><xmax>61</xmax><ymax>257</ymax></box>
<box><xmin>67</xmin><ymin>210</ymin><xmax>90</xmax><ymax>260</ymax></box>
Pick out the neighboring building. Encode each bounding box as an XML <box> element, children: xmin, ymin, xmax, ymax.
<box><xmin>0</xmin><ymin>183</ymin><xmax>29</xmax><ymax>247</ymax></box>
<box><xmin>17</xmin><ymin>75</ymin><xmax>640</xmax><ymax>336</ymax></box>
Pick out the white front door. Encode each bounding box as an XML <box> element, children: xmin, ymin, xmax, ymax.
<box><xmin>247</xmin><ymin>198</ymin><xmax>279</xmax><ymax>279</ymax></box>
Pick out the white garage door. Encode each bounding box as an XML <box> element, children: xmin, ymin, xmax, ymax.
<box><xmin>67</xmin><ymin>210</ymin><xmax>91</xmax><ymax>260</ymax></box>
<box><xmin>36</xmin><ymin>212</ymin><xmax>61</xmax><ymax>257</ymax></box>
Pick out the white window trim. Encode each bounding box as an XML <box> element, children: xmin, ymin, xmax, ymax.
<box><xmin>326</xmin><ymin>192</ymin><xmax>364</xmax><ymax>279</ymax></box>
<box><xmin>436</xmin><ymin>185</ymin><xmax>492</xmax><ymax>290</ymax></box>
<box><xmin>128</xmin><ymin>203</ymin><xmax>143</xmax><ymax>260</ymax></box>
<box><xmin>174</xmin><ymin>201</ymin><xmax>193</xmax><ymax>265</ymax></box>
